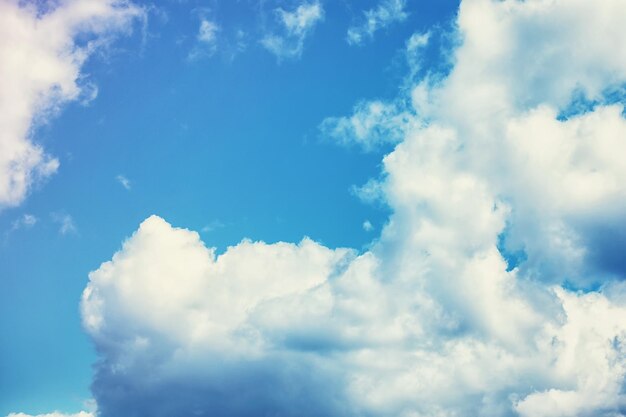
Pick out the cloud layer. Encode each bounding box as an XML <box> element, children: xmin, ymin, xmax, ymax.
<box><xmin>0</xmin><ymin>0</ymin><xmax>142</xmax><ymax>209</ymax></box>
<box><xmin>74</xmin><ymin>0</ymin><xmax>626</xmax><ymax>416</ymax></box>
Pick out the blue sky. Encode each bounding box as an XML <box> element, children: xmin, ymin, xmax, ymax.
<box><xmin>2</xmin><ymin>1</ymin><xmax>626</xmax><ymax>417</ymax></box>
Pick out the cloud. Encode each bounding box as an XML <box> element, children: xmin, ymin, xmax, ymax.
<box><xmin>261</xmin><ymin>1</ymin><xmax>324</xmax><ymax>60</ymax></box>
<box><xmin>52</xmin><ymin>213</ymin><xmax>77</xmax><ymax>236</ymax></box>
<box><xmin>362</xmin><ymin>220</ymin><xmax>373</xmax><ymax>232</ymax></box>
<box><xmin>188</xmin><ymin>18</ymin><xmax>220</xmax><ymax>60</ymax></box>
<box><xmin>0</xmin><ymin>0</ymin><xmax>143</xmax><ymax>209</ymax></box>
<box><xmin>320</xmin><ymin>31</ymin><xmax>431</xmax><ymax>150</ymax></box>
<box><xmin>198</xmin><ymin>19</ymin><xmax>219</xmax><ymax>45</ymax></box>
<box><xmin>29</xmin><ymin>0</ymin><xmax>626</xmax><ymax>416</ymax></box>
<box><xmin>201</xmin><ymin>219</ymin><xmax>224</xmax><ymax>233</ymax></box>
<box><xmin>3</xmin><ymin>213</ymin><xmax>38</xmax><ymax>242</ymax></box>
<box><xmin>320</xmin><ymin>100</ymin><xmax>415</xmax><ymax>150</ymax></box>
<box><xmin>11</xmin><ymin>213</ymin><xmax>37</xmax><ymax>230</ymax></box>
<box><xmin>82</xmin><ymin>216</ymin><xmax>356</xmax><ymax>416</ymax></box>
<box><xmin>347</xmin><ymin>0</ymin><xmax>408</xmax><ymax>46</ymax></box>
<box><xmin>115</xmin><ymin>175</ymin><xmax>131</xmax><ymax>190</ymax></box>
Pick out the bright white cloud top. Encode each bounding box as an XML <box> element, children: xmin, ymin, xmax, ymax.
<box><xmin>74</xmin><ymin>0</ymin><xmax>626</xmax><ymax>416</ymax></box>
<box><xmin>0</xmin><ymin>0</ymin><xmax>143</xmax><ymax>209</ymax></box>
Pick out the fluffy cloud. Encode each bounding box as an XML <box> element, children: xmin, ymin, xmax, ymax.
<box><xmin>261</xmin><ymin>1</ymin><xmax>324</xmax><ymax>60</ymax></box>
<box><xmin>424</xmin><ymin>0</ymin><xmax>626</xmax><ymax>287</ymax></box>
<box><xmin>77</xmin><ymin>0</ymin><xmax>626</xmax><ymax>416</ymax></box>
<box><xmin>82</xmin><ymin>215</ymin><xmax>356</xmax><ymax>416</ymax></box>
<box><xmin>0</xmin><ymin>0</ymin><xmax>143</xmax><ymax>209</ymax></box>
<box><xmin>347</xmin><ymin>0</ymin><xmax>408</xmax><ymax>46</ymax></box>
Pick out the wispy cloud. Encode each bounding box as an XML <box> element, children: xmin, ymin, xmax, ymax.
<box><xmin>201</xmin><ymin>219</ymin><xmax>225</xmax><ymax>233</ymax></box>
<box><xmin>0</xmin><ymin>0</ymin><xmax>144</xmax><ymax>209</ymax></box>
<box><xmin>198</xmin><ymin>19</ymin><xmax>219</xmax><ymax>45</ymax></box>
<box><xmin>261</xmin><ymin>1</ymin><xmax>324</xmax><ymax>60</ymax></box>
<box><xmin>52</xmin><ymin>213</ymin><xmax>77</xmax><ymax>236</ymax></box>
<box><xmin>321</xmin><ymin>30</ymin><xmax>431</xmax><ymax>150</ymax></box>
<box><xmin>188</xmin><ymin>18</ymin><xmax>220</xmax><ymax>60</ymax></box>
<box><xmin>320</xmin><ymin>100</ymin><xmax>414</xmax><ymax>150</ymax></box>
<box><xmin>362</xmin><ymin>220</ymin><xmax>374</xmax><ymax>232</ymax></box>
<box><xmin>3</xmin><ymin>213</ymin><xmax>38</xmax><ymax>242</ymax></box>
<box><xmin>116</xmin><ymin>175</ymin><xmax>131</xmax><ymax>190</ymax></box>
<box><xmin>11</xmin><ymin>214</ymin><xmax>38</xmax><ymax>231</ymax></box>
<box><xmin>347</xmin><ymin>0</ymin><xmax>408</xmax><ymax>46</ymax></box>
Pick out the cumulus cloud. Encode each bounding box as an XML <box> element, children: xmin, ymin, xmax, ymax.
<box><xmin>0</xmin><ymin>0</ymin><xmax>143</xmax><ymax>209</ymax></box>
<box><xmin>72</xmin><ymin>0</ymin><xmax>626</xmax><ymax>416</ymax></box>
<box><xmin>347</xmin><ymin>0</ymin><xmax>408</xmax><ymax>46</ymax></box>
<box><xmin>82</xmin><ymin>215</ymin><xmax>355</xmax><ymax>416</ymax></box>
<box><xmin>261</xmin><ymin>1</ymin><xmax>324</xmax><ymax>60</ymax></box>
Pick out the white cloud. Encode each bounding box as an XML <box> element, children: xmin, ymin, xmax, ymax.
<box><xmin>188</xmin><ymin>18</ymin><xmax>219</xmax><ymax>60</ymax></box>
<box><xmin>4</xmin><ymin>213</ymin><xmax>38</xmax><ymax>241</ymax></box>
<box><xmin>261</xmin><ymin>1</ymin><xmax>324</xmax><ymax>60</ymax></box>
<box><xmin>423</xmin><ymin>0</ymin><xmax>626</xmax><ymax>286</ymax></box>
<box><xmin>11</xmin><ymin>213</ymin><xmax>37</xmax><ymax>230</ymax></box>
<box><xmin>198</xmin><ymin>19</ymin><xmax>219</xmax><ymax>45</ymax></box>
<box><xmin>321</xmin><ymin>32</ymin><xmax>431</xmax><ymax>150</ymax></box>
<box><xmin>362</xmin><ymin>220</ymin><xmax>374</xmax><ymax>232</ymax></box>
<box><xmin>320</xmin><ymin>100</ymin><xmax>415</xmax><ymax>150</ymax></box>
<box><xmin>52</xmin><ymin>213</ymin><xmax>77</xmax><ymax>236</ymax></box>
<box><xmin>347</xmin><ymin>0</ymin><xmax>408</xmax><ymax>46</ymax></box>
<box><xmin>82</xmin><ymin>215</ymin><xmax>353</xmax><ymax>349</ymax></box>
<box><xmin>115</xmin><ymin>174</ymin><xmax>131</xmax><ymax>190</ymax></box>
<box><xmin>0</xmin><ymin>0</ymin><xmax>143</xmax><ymax>209</ymax></box>
<box><xmin>201</xmin><ymin>219</ymin><xmax>224</xmax><ymax>233</ymax></box>
<box><xmin>404</xmin><ymin>31</ymin><xmax>430</xmax><ymax>81</ymax></box>
<box><xmin>66</xmin><ymin>0</ymin><xmax>626</xmax><ymax>416</ymax></box>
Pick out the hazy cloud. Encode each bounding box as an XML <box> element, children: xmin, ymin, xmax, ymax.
<box><xmin>52</xmin><ymin>213</ymin><xmax>77</xmax><ymax>236</ymax></box>
<box><xmin>261</xmin><ymin>1</ymin><xmax>324</xmax><ymax>60</ymax></box>
<box><xmin>189</xmin><ymin>18</ymin><xmax>220</xmax><ymax>60</ymax></box>
<box><xmin>115</xmin><ymin>175</ymin><xmax>131</xmax><ymax>190</ymax></box>
<box><xmin>347</xmin><ymin>0</ymin><xmax>408</xmax><ymax>46</ymax></box>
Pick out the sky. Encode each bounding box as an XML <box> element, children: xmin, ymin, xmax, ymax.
<box><xmin>1</xmin><ymin>0</ymin><xmax>626</xmax><ymax>416</ymax></box>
